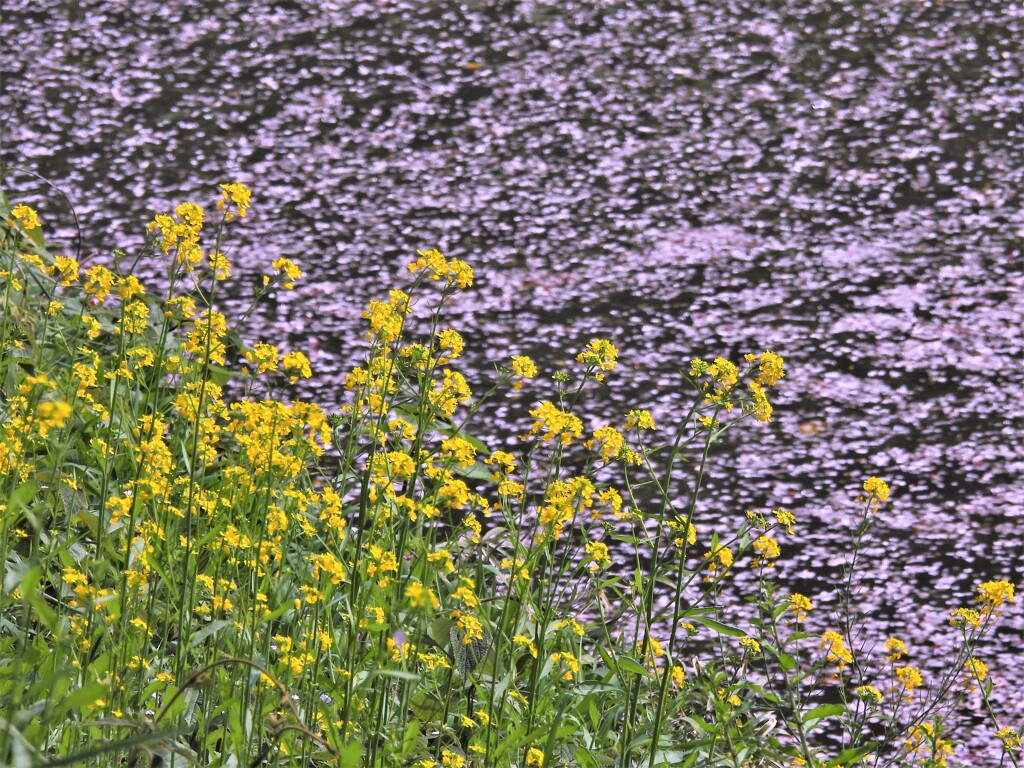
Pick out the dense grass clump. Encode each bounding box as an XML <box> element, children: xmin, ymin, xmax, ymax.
<box><xmin>0</xmin><ymin>185</ymin><xmax>1019</xmax><ymax>767</ymax></box>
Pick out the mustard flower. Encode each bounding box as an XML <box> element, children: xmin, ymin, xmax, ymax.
<box><xmin>440</xmin><ymin>436</ymin><xmax>477</xmax><ymax>467</ymax></box>
<box><xmin>436</xmin><ymin>328</ymin><xmax>464</xmax><ymax>359</ymax></box>
<box><xmin>625</xmin><ymin>409</ymin><xmax>656</xmax><ymax>430</ymax></box>
<box><xmin>703</xmin><ymin>545</ymin><xmax>733</xmax><ymax>579</ymax></box>
<box><xmin>405</xmin><ymin>581</ymin><xmax>439</xmax><ymax>611</ymax></box>
<box><xmin>669</xmin><ymin>665</ymin><xmax>685</xmax><ymax>688</ymax></box>
<box><xmin>510</xmin><ymin>354</ymin><xmax>537</xmax><ymax>378</ymax></box>
<box><xmin>218</xmin><ymin>182</ymin><xmax>252</xmax><ymax>219</ymax></box>
<box><xmin>84</xmin><ymin>265</ymin><xmax>116</xmax><ymax>302</ymax></box>
<box><xmin>282</xmin><ymin>350</ymin><xmax>312</xmax><ymax>382</ymax></box>
<box><xmin>751</xmin><ymin>535</ymin><xmax>781</xmax><ymax>568</ymax></box>
<box><xmin>9</xmin><ymin>204</ymin><xmax>40</xmax><ymax>231</ymax></box>
<box><xmin>740</xmin><ymin>637</ymin><xmax>761</xmax><ymax>654</ymax></box>
<box><xmin>755</xmin><ymin>350</ymin><xmax>785</xmax><ymax>386</ymax></box>
<box><xmin>576</xmin><ymin>338</ymin><xmax>618</xmax><ymax>372</ymax></box>
<box><xmin>554</xmin><ymin>618</ymin><xmax>584</xmax><ymax>636</ymax></box>
<box><xmin>747</xmin><ymin>380</ymin><xmax>773</xmax><ymax>422</ymax></box>
<box><xmin>53</xmin><ymin>256</ymin><xmax>80</xmax><ymax>286</ymax></box>
<box><xmin>976</xmin><ymin>580</ymin><xmax>1014</xmax><ymax>612</ymax></box>
<box><xmin>117</xmin><ymin>275</ymin><xmax>146</xmax><ymax>300</ymax></box>
<box><xmin>208</xmin><ymin>251</ymin><xmax>231</xmax><ymax>280</ymax></box>
<box><xmin>585</xmin><ymin>540</ymin><xmax>611</xmax><ymax>572</ymax></box>
<box><xmin>789</xmin><ymin>593</ymin><xmax>813</xmax><ymax>622</ymax></box>
<box><xmin>485</xmin><ymin>449</ymin><xmax>516</xmax><ymax>478</ymax></box>
<box><xmin>965</xmin><ymin>657</ymin><xmax>988</xmax><ymax>685</ymax></box>
<box><xmin>586</xmin><ymin>424</ymin><xmax>627</xmax><ymax>462</ymax></box>
<box><xmin>895</xmin><ymin>665</ymin><xmax>923</xmax><ymax>693</ymax></box>
<box><xmin>949</xmin><ymin>607</ymin><xmax>981</xmax><ymax>627</ymax></box>
<box><xmin>820</xmin><ymin>631</ymin><xmax>853</xmax><ymax>669</ymax></box>
<box><xmin>669</xmin><ymin>516</ymin><xmax>697</xmax><ymax>549</ymax></box>
<box><xmin>244</xmin><ymin>342</ymin><xmax>280</xmax><ymax>374</ymax></box>
<box><xmin>550</xmin><ymin>651</ymin><xmax>579</xmax><ymax>680</ymax></box>
<box><xmin>526</xmin><ymin>748</ymin><xmax>544</xmax><ymax>767</ymax></box>
<box><xmin>441</xmin><ymin>750</ymin><xmax>465</xmax><ymax>768</ymax></box>
<box><xmin>996</xmin><ymin>728</ymin><xmax>1021</xmax><ymax>751</ymax></box>
<box><xmin>120</xmin><ymin>301</ymin><xmax>150</xmax><ymax>335</ymax></box>
<box><xmin>528</xmin><ymin>401</ymin><xmax>583</xmax><ymax>445</ymax></box>
<box><xmin>885</xmin><ymin>637</ymin><xmax>907</xmax><ymax>662</ymax></box>
<box><xmin>268</xmin><ymin>257</ymin><xmax>302</xmax><ymax>289</ymax></box>
<box><xmin>513</xmin><ymin>634</ymin><xmax>538</xmax><ymax>658</ymax></box>
<box><xmin>863</xmin><ymin>476</ymin><xmax>891</xmax><ymax>502</ymax></box>
<box><xmin>407</xmin><ymin>248</ymin><xmax>473</xmax><ymax>288</ymax></box>
<box><xmin>773</xmin><ymin>508</ymin><xmax>796</xmax><ymax>534</ymax></box>
<box><xmin>856</xmin><ymin>685</ymin><xmax>883</xmax><ymax>704</ymax></box>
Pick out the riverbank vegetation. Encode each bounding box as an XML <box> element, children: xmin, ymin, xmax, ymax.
<box><xmin>0</xmin><ymin>184</ymin><xmax>1019</xmax><ymax>767</ymax></box>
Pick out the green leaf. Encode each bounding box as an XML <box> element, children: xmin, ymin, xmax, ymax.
<box><xmin>187</xmin><ymin>619</ymin><xmax>233</xmax><ymax>649</ymax></box>
<box><xmin>802</xmin><ymin>703</ymin><xmax>846</xmax><ymax>728</ymax></box>
<box><xmin>401</xmin><ymin>718</ymin><xmax>421</xmax><ymax>757</ymax></box>
<box><xmin>825</xmin><ymin>744</ymin><xmax>877</xmax><ymax>767</ymax></box>
<box><xmin>409</xmin><ymin>692</ymin><xmax>443</xmax><ymax>721</ymax></box>
<box><xmin>615</xmin><ymin>657</ymin><xmax>650</xmax><ymax>677</ymax></box>
<box><xmin>688</xmin><ymin>616</ymin><xmax>745</xmax><ymax>638</ymax></box>
<box><xmin>576</xmin><ymin>746</ymin><xmax>599</xmax><ymax>768</ymax></box>
<box><xmin>778</xmin><ymin>653</ymin><xmax>797</xmax><ymax>672</ymax></box>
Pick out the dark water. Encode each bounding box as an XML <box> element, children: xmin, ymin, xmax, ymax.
<box><xmin>2</xmin><ymin>0</ymin><xmax>1022</xmax><ymax>758</ymax></box>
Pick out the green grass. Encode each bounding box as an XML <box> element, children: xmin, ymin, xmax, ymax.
<box><xmin>0</xmin><ymin>184</ymin><xmax>1019</xmax><ymax>767</ymax></box>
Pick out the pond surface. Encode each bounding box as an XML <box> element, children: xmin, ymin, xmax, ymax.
<box><xmin>2</xmin><ymin>0</ymin><xmax>1022</xmax><ymax>756</ymax></box>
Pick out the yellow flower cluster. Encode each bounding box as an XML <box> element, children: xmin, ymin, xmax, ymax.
<box><xmin>8</xmin><ymin>204</ymin><xmax>41</xmax><ymax>231</ymax></box>
<box><xmin>407</xmin><ymin>247</ymin><xmax>473</xmax><ymax>289</ymax></box>
<box><xmin>528</xmin><ymin>401</ymin><xmax>583</xmax><ymax>446</ymax></box>
<box><xmin>217</xmin><ymin>182</ymin><xmax>252</xmax><ymax>220</ymax></box>
<box><xmin>820</xmin><ymin>631</ymin><xmax>853</xmax><ymax>669</ymax></box>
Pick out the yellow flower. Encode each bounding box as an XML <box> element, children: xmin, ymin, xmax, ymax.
<box><xmin>528</xmin><ymin>401</ymin><xmax>583</xmax><ymax>446</ymax></box>
<box><xmin>53</xmin><ymin>256</ymin><xmax>80</xmax><ymax>286</ymax></box>
<box><xmin>436</xmin><ymin>328</ymin><xmax>464</xmax><ymax>359</ymax></box>
<box><xmin>965</xmin><ymin>657</ymin><xmax>988</xmax><ymax>684</ymax></box>
<box><xmin>703</xmin><ymin>545</ymin><xmax>733</xmax><ymax>578</ymax></box>
<box><xmin>245</xmin><ymin>342</ymin><xmax>280</xmax><ymax>375</ymax></box>
<box><xmin>585</xmin><ymin>540</ymin><xmax>611</xmax><ymax>572</ymax></box>
<box><xmin>576</xmin><ymin>338</ymin><xmax>618</xmax><ymax>372</ymax></box>
<box><xmin>863</xmin><ymin>476</ymin><xmax>890</xmax><ymax>503</ymax></box>
<box><xmin>270</xmin><ymin>257</ymin><xmax>302</xmax><ymax>289</ymax></box>
<box><xmin>282</xmin><ymin>350</ymin><xmax>313</xmax><ymax>382</ymax></box>
<box><xmin>820</xmin><ymin>630</ymin><xmax>852</xmax><ymax>669</ymax></box>
<box><xmin>510</xmin><ymin>354</ymin><xmax>537</xmax><ymax>389</ymax></box>
<box><xmin>669</xmin><ymin>665</ymin><xmax>685</xmax><ymax>688</ymax></box>
<box><xmin>773</xmin><ymin>508</ymin><xmax>796</xmax><ymax>534</ymax></box>
<box><xmin>208</xmin><ymin>251</ymin><xmax>231</xmax><ymax>280</ymax></box>
<box><xmin>9</xmin><ymin>204</ymin><xmax>40</xmax><ymax>231</ymax></box>
<box><xmin>755</xmin><ymin>350</ymin><xmax>785</xmax><ymax>386</ymax></box>
<box><xmin>894</xmin><ymin>665</ymin><xmax>923</xmax><ymax>693</ymax></box>
<box><xmin>526</xmin><ymin>748</ymin><xmax>544</xmax><ymax>767</ymax></box>
<box><xmin>84</xmin><ymin>265</ymin><xmax>116</xmax><ymax>302</ymax></box>
<box><xmin>996</xmin><ymin>728</ymin><xmax>1021</xmax><ymax>751</ymax></box>
<box><xmin>789</xmin><ymin>593</ymin><xmax>813</xmax><ymax>622</ymax></box>
<box><xmin>513</xmin><ymin>635</ymin><xmax>538</xmax><ymax>658</ymax></box>
<box><xmin>405</xmin><ymin>581</ymin><xmax>439</xmax><ymax>611</ymax></box>
<box><xmin>885</xmin><ymin>637</ymin><xmax>907</xmax><ymax>662</ymax></box>
<box><xmin>218</xmin><ymin>182</ymin><xmax>252</xmax><ymax>219</ymax></box>
<box><xmin>625</xmin><ymin>409</ymin><xmax>656</xmax><ymax>430</ymax></box>
<box><xmin>856</xmin><ymin>685</ymin><xmax>883</xmax><ymax>704</ymax></box>
<box><xmin>751</xmin><ymin>535</ymin><xmax>780</xmax><ymax>568</ymax></box>
<box><xmin>976</xmin><ymin>580</ymin><xmax>1014</xmax><ymax>612</ymax></box>
<box><xmin>950</xmin><ymin>607</ymin><xmax>981</xmax><ymax>627</ymax></box>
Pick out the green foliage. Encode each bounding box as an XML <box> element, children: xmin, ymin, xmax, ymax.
<box><xmin>0</xmin><ymin>186</ymin><xmax>1020</xmax><ymax>768</ymax></box>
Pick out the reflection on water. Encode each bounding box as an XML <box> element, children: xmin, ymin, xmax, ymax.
<box><xmin>2</xmin><ymin>0</ymin><xmax>1022</xmax><ymax>752</ymax></box>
